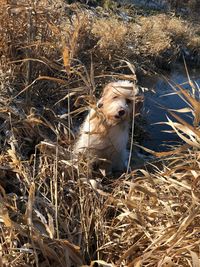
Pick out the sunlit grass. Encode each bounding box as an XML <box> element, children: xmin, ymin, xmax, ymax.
<box><xmin>0</xmin><ymin>1</ymin><xmax>200</xmax><ymax>266</ymax></box>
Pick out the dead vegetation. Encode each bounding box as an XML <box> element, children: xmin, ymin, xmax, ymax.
<box><xmin>0</xmin><ymin>0</ymin><xmax>200</xmax><ymax>266</ymax></box>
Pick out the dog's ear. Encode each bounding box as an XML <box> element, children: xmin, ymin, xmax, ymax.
<box><xmin>97</xmin><ymin>98</ymin><xmax>103</xmax><ymax>108</ymax></box>
<box><xmin>97</xmin><ymin>83</ymin><xmax>111</xmax><ymax>108</ymax></box>
<box><xmin>102</xmin><ymin>83</ymin><xmax>112</xmax><ymax>95</ymax></box>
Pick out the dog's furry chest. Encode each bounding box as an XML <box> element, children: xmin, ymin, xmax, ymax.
<box><xmin>74</xmin><ymin>116</ymin><xmax>129</xmax><ymax>153</ymax></box>
<box><xmin>106</xmin><ymin>123</ymin><xmax>129</xmax><ymax>153</ymax></box>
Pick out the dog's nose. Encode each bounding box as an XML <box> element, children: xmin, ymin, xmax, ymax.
<box><xmin>118</xmin><ymin>109</ymin><xmax>125</xmax><ymax>117</ymax></box>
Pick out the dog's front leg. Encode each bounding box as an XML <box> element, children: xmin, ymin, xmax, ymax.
<box><xmin>111</xmin><ymin>151</ymin><xmax>127</xmax><ymax>173</ymax></box>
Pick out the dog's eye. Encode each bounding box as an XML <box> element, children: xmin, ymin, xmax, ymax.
<box><xmin>126</xmin><ymin>99</ymin><xmax>131</xmax><ymax>104</ymax></box>
<box><xmin>97</xmin><ymin>102</ymin><xmax>103</xmax><ymax>108</ymax></box>
<box><xmin>113</xmin><ymin>96</ymin><xmax>118</xmax><ymax>100</ymax></box>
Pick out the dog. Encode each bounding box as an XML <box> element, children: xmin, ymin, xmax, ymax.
<box><xmin>73</xmin><ymin>80</ymin><xmax>138</xmax><ymax>174</ymax></box>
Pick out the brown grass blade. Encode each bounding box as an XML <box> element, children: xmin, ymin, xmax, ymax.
<box><xmin>62</xmin><ymin>45</ymin><xmax>71</xmax><ymax>73</ymax></box>
<box><xmin>25</xmin><ymin>182</ymin><xmax>35</xmax><ymax>226</ymax></box>
<box><xmin>176</xmin><ymin>84</ymin><xmax>200</xmax><ymax>126</ymax></box>
<box><xmin>168</xmin><ymin>111</ymin><xmax>200</xmax><ymax>138</ymax></box>
<box><xmin>189</xmin><ymin>250</ymin><xmax>200</xmax><ymax>267</ymax></box>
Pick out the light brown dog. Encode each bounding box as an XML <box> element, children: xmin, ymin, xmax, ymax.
<box><xmin>74</xmin><ymin>80</ymin><xmax>138</xmax><ymax>174</ymax></box>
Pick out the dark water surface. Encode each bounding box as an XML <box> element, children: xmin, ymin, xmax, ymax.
<box><xmin>140</xmin><ymin>63</ymin><xmax>200</xmax><ymax>152</ymax></box>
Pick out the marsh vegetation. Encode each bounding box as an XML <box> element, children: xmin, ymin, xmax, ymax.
<box><xmin>0</xmin><ymin>1</ymin><xmax>200</xmax><ymax>266</ymax></box>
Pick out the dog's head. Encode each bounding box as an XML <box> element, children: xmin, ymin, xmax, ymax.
<box><xmin>97</xmin><ymin>81</ymin><xmax>138</xmax><ymax>125</ymax></box>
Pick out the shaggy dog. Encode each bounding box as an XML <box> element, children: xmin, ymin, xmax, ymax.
<box><xmin>74</xmin><ymin>80</ymin><xmax>138</xmax><ymax>174</ymax></box>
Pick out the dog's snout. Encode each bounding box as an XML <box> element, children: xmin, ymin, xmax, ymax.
<box><xmin>118</xmin><ymin>109</ymin><xmax>125</xmax><ymax>117</ymax></box>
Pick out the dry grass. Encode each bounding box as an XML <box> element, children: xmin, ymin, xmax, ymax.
<box><xmin>89</xmin><ymin>12</ymin><xmax>199</xmax><ymax>69</ymax></box>
<box><xmin>92</xmin><ymin>18</ymin><xmax>128</xmax><ymax>53</ymax></box>
<box><xmin>0</xmin><ymin>1</ymin><xmax>200</xmax><ymax>266</ymax></box>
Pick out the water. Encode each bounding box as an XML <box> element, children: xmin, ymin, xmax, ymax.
<box><xmin>140</xmin><ymin>63</ymin><xmax>200</xmax><ymax>152</ymax></box>
<box><xmin>127</xmin><ymin>0</ymin><xmax>169</xmax><ymax>10</ymax></box>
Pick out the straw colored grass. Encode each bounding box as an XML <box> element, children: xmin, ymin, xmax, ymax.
<box><xmin>0</xmin><ymin>1</ymin><xmax>200</xmax><ymax>266</ymax></box>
